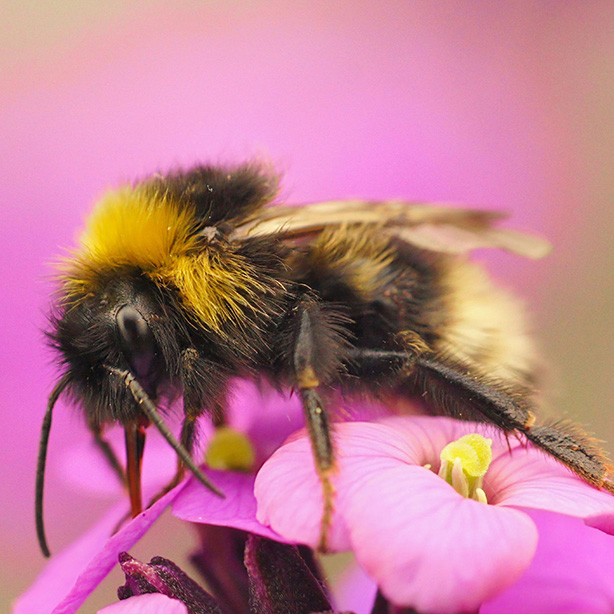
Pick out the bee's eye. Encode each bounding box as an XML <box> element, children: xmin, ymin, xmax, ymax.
<box><xmin>116</xmin><ymin>305</ymin><xmax>157</xmax><ymax>378</ymax></box>
<box><xmin>117</xmin><ymin>305</ymin><xmax>149</xmax><ymax>343</ymax></box>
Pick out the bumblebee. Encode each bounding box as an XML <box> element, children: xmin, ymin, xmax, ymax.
<box><xmin>37</xmin><ymin>162</ymin><xmax>614</xmax><ymax>556</ymax></box>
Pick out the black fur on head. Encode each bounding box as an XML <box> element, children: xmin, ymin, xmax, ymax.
<box><xmin>47</xmin><ymin>275</ymin><xmax>188</xmax><ymax>426</ymax></box>
<box><xmin>145</xmin><ymin>161</ymin><xmax>280</xmax><ymax>228</ymax></box>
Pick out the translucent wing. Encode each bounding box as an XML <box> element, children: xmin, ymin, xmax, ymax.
<box><xmin>231</xmin><ymin>200</ymin><xmax>551</xmax><ymax>259</ymax></box>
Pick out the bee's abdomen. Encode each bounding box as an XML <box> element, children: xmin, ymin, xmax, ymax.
<box><xmin>433</xmin><ymin>258</ymin><xmax>540</xmax><ymax>389</ymax></box>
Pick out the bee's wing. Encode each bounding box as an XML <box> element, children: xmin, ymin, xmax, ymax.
<box><xmin>231</xmin><ymin>200</ymin><xmax>551</xmax><ymax>259</ymax></box>
<box><xmin>394</xmin><ymin>223</ymin><xmax>552</xmax><ymax>259</ymax></box>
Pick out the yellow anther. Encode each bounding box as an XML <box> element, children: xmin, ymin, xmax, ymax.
<box><xmin>440</xmin><ymin>433</ymin><xmax>492</xmax><ymax>477</ymax></box>
<box><xmin>438</xmin><ymin>433</ymin><xmax>493</xmax><ymax>503</ymax></box>
<box><xmin>205</xmin><ymin>426</ymin><xmax>255</xmax><ymax>472</ymax></box>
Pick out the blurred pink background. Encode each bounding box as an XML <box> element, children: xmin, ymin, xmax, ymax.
<box><xmin>2</xmin><ymin>2</ymin><xmax>614</xmax><ymax>611</ymax></box>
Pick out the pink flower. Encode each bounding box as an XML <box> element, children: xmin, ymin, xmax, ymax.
<box><xmin>14</xmin><ymin>470</ymin><xmax>289</xmax><ymax>614</ymax></box>
<box><xmin>481</xmin><ymin>508</ymin><xmax>614</xmax><ymax>614</ymax></box>
<box><xmin>14</xmin><ymin>486</ymin><xmax>187</xmax><ymax>614</ymax></box>
<box><xmin>99</xmin><ymin>594</ymin><xmax>189</xmax><ymax>614</ymax></box>
<box><xmin>255</xmin><ymin>416</ymin><xmax>614</xmax><ymax>613</ymax></box>
<box><xmin>16</xmin><ymin>386</ymin><xmax>614</xmax><ymax>614</ymax></box>
<box><xmin>333</xmin><ymin>508</ymin><xmax>614</xmax><ymax>614</ymax></box>
<box><xmin>15</xmin><ymin>383</ymin><xmax>302</xmax><ymax>614</ymax></box>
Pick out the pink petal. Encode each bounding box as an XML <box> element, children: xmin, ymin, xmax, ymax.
<box><xmin>256</xmin><ymin>420</ymin><xmax>540</xmax><ymax>613</ymax></box>
<box><xmin>332</xmin><ymin>561</ymin><xmax>378</xmax><ymax>614</ymax></box>
<box><xmin>58</xmin><ymin>430</ymin><xmax>177</xmax><ymax>497</ymax></box>
<box><xmin>486</xmin><ymin>443</ymin><xmax>614</xmax><ymax>519</ymax></box>
<box><xmin>379</xmin><ymin>415</ymin><xmax>524</xmax><ymax>470</ymax></box>
<box><xmin>334</xmin><ymin>419</ymin><xmax>452</xmax><ymax>467</ymax></box>
<box><xmin>254</xmin><ymin>429</ymin><xmax>352</xmax><ymax>551</ymax></box>
<box><xmin>254</xmin><ymin>419</ymin><xmax>523</xmax><ymax>554</ymax></box>
<box><xmin>231</xmin><ymin>383</ymin><xmax>305</xmax><ymax>468</ymax></box>
<box><xmin>97</xmin><ymin>594</ymin><xmax>188</xmax><ymax>614</ymax></box>
<box><xmin>343</xmin><ymin>464</ymin><xmax>537</xmax><ymax>613</ymax></box>
<box><xmin>380</xmin><ymin>416</ymin><xmax>614</xmax><ymax>521</ymax></box>
<box><xmin>15</xmin><ymin>484</ymin><xmax>187</xmax><ymax>614</ymax></box>
<box><xmin>172</xmin><ymin>470</ymin><xmax>291</xmax><ymax>542</ymax></box>
<box><xmin>585</xmin><ymin>513</ymin><xmax>614</xmax><ymax>536</ymax></box>
<box><xmin>256</xmin><ymin>419</ymin><xmax>497</xmax><ymax>550</ymax></box>
<box><xmin>481</xmin><ymin>509</ymin><xmax>614</xmax><ymax>614</ymax></box>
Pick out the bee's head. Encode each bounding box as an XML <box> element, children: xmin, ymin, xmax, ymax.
<box><xmin>49</xmin><ymin>274</ymin><xmax>183</xmax><ymax>426</ymax></box>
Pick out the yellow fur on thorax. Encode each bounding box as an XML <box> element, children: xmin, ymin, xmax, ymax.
<box><xmin>309</xmin><ymin>225</ymin><xmax>394</xmax><ymax>297</ymax></box>
<box><xmin>437</xmin><ymin>259</ymin><xmax>538</xmax><ymax>385</ymax></box>
<box><xmin>65</xmin><ymin>186</ymin><xmax>200</xmax><ymax>280</ymax></box>
<box><xmin>62</xmin><ymin>186</ymin><xmax>266</xmax><ymax>333</ymax></box>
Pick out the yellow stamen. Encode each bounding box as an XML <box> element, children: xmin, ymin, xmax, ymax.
<box><xmin>438</xmin><ymin>433</ymin><xmax>492</xmax><ymax>503</ymax></box>
<box><xmin>205</xmin><ymin>426</ymin><xmax>255</xmax><ymax>472</ymax></box>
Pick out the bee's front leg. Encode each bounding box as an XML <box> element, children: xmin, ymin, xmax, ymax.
<box><xmin>88</xmin><ymin>420</ymin><xmax>127</xmax><ymax>487</ymax></box>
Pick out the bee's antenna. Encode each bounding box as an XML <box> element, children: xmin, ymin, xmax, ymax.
<box><xmin>36</xmin><ymin>373</ymin><xmax>72</xmax><ymax>558</ymax></box>
<box><xmin>106</xmin><ymin>366</ymin><xmax>225</xmax><ymax>498</ymax></box>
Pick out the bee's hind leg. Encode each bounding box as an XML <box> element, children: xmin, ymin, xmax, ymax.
<box><xmin>414</xmin><ymin>355</ymin><xmax>614</xmax><ymax>491</ymax></box>
<box><xmin>346</xmin><ymin>345</ymin><xmax>614</xmax><ymax>494</ymax></box>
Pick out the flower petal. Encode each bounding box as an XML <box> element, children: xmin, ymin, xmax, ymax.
<box><xmin>481</xmin><ymin>508</ymin><xmax>614</xmax><ymax>614</ymax></box>
<box><xmin>379</xmin><ymin>416</ymin><xmax>614</xmax><ymax>521</ymax></box>
<box><xmin>255</xmin><ymin>419</ymin><xmax>509</xmax><ymax>552</ymax></box>
<box><xmin>487</xmin><ymin>442</ymin><xmax>614</xmax><ymax>518</ymax></box>
<box><xmin>97</xmin><ymin>594</ymin><xmax>188</xmax><ymax>614</ymax></box>
<box><xmin>172</xmin><ymin>470</ymin><xmax>291</xmax><ymax>542</ymax></box>
<box><xmin>15</xmin><ymin>484</ymin><xmax>187</xmax><ymax>614</ymax></box>
<box><xmin>256</xmin><ymin>419</ymin><xmax>539</xmax><ymax>613</ymax></box>
<box><xmin>254</xmin><ymin>429</ymin><xmax>352</xmax><ymax>550</ymax></box>
<box><xmin>378</xmin><ymin>416</ymin><xmax>524</xmax><ymax>470</ymax></box>
<box><xmin>342</xmin><ymin>464</ymin><xmax>538</xmax><ymax>613</ymax></box>
<box><xmin>332</xmin><ymin>561</ymin><xmax>378</xmax><ymax>614</ymax></box>
<box><xmin>228</xmin><ymin>381</ymin><xmax>305</xmax><ymax>467</ymax></box>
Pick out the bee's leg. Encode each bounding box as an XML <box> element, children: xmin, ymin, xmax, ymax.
<box><xmin>414</xmin><ymin>356</ymin><xmax>614</xmax><ymax>491</ymax></box>
<box><xmin>290</xmin><ymin>297</ymin><xmax>347</xmax><ymax>552</ymax></box>
<box><xmin>146</xmin><ymin>350</ymin><xmax>228</xmax><ymax>507</ymax></box>
<box><xmin>347</xmin><ymin>347</ymin><xmax>614</xmax><ymax>494</ymax></box>
<box><xmin>143</xmin><ymin>414</ymin><xmax>215</xmax><ymax>508</ymax></box>
<box><xmin>88</xmin><ymin>421</ymin><xmax>126</xmax><ymax>487</ymax></box>
<box><xmin>176</xmin><ymin>348</ymin><xmax>228</xmax><ymax>481</ymax></box>
<box><xmin>137</xmin><ymin>414</ymin><xmax>194</xmax><ymax>509</ymax></box>
<box><xmin>161</xmin><ymin>416</ymin><xmax>199</xmax><ymax>499</ymax></box>
<box><xmin>163</xmin><ymin>400</ymin><xmax>226</xmax><ymax>493</ymax></box>
<box><xmin>297</xmin><ymin>386</ymin><xmax>335</xmax><ymax>552</ymax></box>
<box><xmin>349</xmin><ymin>347</ymin><xmax>535</xmax><ymax>428</ymax></box>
